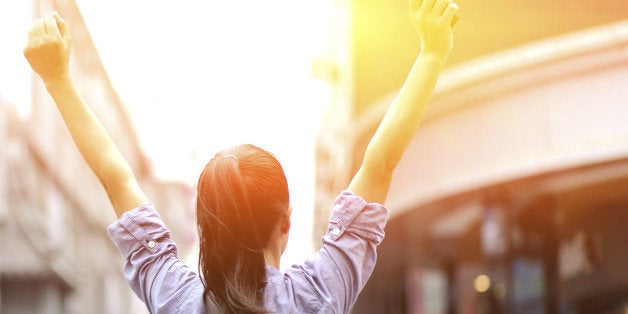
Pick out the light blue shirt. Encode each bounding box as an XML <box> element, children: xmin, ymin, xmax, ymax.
<box><xmin>107</xmin><ymin>190</ymin><xmax>389</xmax><ymax>313</ymax></box>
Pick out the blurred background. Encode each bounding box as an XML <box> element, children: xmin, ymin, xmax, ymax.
<box><xmin>1</xmin><ymin>0</ymin><xmax>628</xmax><ymax>313</ymax></box>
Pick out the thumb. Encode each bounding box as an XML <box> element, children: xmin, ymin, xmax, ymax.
<box><xmin>52</xmin><ymin>12</ymin><xmax>71</xmax><ymax>43</ymax></box>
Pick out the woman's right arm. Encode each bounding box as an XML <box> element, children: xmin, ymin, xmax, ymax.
<box><xmin>23</xmin><ymin>13</ymin><xmax>147</xmax><ymax>217</ymax></box>
<box><xmin>348</xmin><ymin>0</ymin><xmax>458</xmax><ymax>204</ymax></box>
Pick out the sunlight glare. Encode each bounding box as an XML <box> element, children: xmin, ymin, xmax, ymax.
<box><xmin>76</xmin><ymin>0</ymin><xmax>334</xmax><ymax>268</ymax></box>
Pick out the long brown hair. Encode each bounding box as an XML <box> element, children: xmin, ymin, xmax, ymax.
<box><xmin>196</xmin><ymin>144</ymin><xmax>289</xmax><ymax>313</ymax></box>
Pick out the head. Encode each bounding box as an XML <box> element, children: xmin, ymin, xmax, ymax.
<box><xmin>196</xmin><ymin>144</ymin><xmax>290</xmax><ymax>313</ymax></box>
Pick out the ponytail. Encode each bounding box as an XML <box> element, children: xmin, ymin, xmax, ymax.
<box><xmin>196</xmin><ymin>144</ymin><xmax>289</xmax><ymax>313</ymax></box>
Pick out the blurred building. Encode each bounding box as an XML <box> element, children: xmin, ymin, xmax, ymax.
<box><xmin>315</xmin><ymin>0</ymin><xmax>628</xmax><ymax>313</ymax></box>
<box><xmin>0</xmin><ymin>0</ymin><xmax>195</xmax><ymax>313</ymax></box>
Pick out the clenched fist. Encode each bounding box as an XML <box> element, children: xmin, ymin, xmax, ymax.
<box><xmin>23</xmin><ymin>12</ymin><xmax>72</xmax><ymax>84</ymax></box>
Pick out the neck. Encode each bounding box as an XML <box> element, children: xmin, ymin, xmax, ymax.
<box><xmin>263</xmin><ymin>247</ymin><xmax>281</xmax><ymax>269</ymax></box>
<box><xmin>264</xmin><ymin>222</ymin><xmax>289</xmax><ymax>269</ymax></box>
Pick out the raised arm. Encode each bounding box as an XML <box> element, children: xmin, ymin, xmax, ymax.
<box><xmin>348</xmin><ymin>0</ymin><xmax>458</xmax><ymax>204</ymax></box>
<box><xmin>23</xmin><ymin>13</ymin><xmax>147</xmax><ymax>217</ymax></box>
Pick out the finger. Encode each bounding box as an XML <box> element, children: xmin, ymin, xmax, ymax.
<box><xmin>33</xmin><ymin>18</ymin><xmax>45</xmax><ymax>37</ymax></box>
<box><xmin>27</xmin><ymin>27</ymin><xmax>37</xmax><ymax>41</ymax></box>
<box><xmin>44</xmin><ymin>17</ymin><xmax>61</xmax><ymax>38</ymax></box>
<box><xmin>441</xmin><ymin>2</ymin><xmax>459</xmax><ymax>25</ymax></box>
<box><xmin>432</xmin><ymin>0</ymin><xmax>451</xmax><ymax>16</ymax></box>
<box><xmin>409</xmin><ymin>0</ymin><xmax>421</xmax><ymax>13</ymax></box>
<box><xmin>24</xmin><ymin>27</ymin><xmax>37</xmax><ymax>56</ymax></box>
<box><xmin>420</xmin><ymin>0</ymin><xmax>437</xmax><ymax>13</ymax></box>
<box><xmin>52</xmin><ymin>12</ymin><xmax>71</xmax><ymax>43</ymax></box>
<box><xmin>451</xmin><ymin>13</ymin><xmax>460</xmax><ymax>26</ymax></box>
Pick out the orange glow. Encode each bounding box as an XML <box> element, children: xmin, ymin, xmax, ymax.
<box><xmin>474</xmin><ymin>274</ymin><xmax>491</xmax><ymax>293</ymax></box>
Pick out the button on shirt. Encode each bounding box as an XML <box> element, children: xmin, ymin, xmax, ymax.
<box><xmin>107</xmin><ymin>190</ymin><xmax>389</xmax><ymax>313</ymax></box>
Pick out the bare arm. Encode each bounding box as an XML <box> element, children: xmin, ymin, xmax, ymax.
<box><xmin>24</xmin><ymin>13</ymin><xmax>147</xmax><ymax>217</ymax></box>
<box><xmin>348</xmin><ymin>0</ymin><xmax>458</xmax><ymax>204</ymax></box>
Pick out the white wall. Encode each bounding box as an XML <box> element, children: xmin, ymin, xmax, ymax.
<box><xmin>387</xmin><ymin>23</ymin><xmax>628</xmax><ymax>215</ymax></box>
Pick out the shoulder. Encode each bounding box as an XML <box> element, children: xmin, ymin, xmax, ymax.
<box><xmin>264</xmin><ymin>192</ymin><xmax>390</xmax><ymax>313</ymax></box>
<box><xmin>264</xmin><ymin>265</ymin><xmax>327</xmax><ymax>313</ymax></box>
<box><xmin>107</xmin><ymin>203</ymin><xmax>205</xmax><ymax>313</ymax></box>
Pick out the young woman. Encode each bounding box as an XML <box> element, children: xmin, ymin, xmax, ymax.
<box><xmin>23</xmin><ymin>0</ymin><xmax>458</xmax><ymax>312</ymax></box>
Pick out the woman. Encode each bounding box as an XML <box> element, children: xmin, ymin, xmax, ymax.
<box><xmin>23</xmin><ymin>0</ymin><xmax>458</xmax><ymax>312</ymax></box>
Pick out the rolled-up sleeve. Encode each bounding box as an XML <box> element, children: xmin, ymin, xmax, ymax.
<box><xmin>107</xmin><ymin>204</ymin><xmax>205</xmax><ymax>314</ymax></box>
<box><xmin>284</xmin><ymin>190</ymin><xmax>389</xmax><ymax>313</ymax></box>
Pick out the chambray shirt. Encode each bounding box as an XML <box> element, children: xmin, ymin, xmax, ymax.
<box><xmin>107</xmin><ymin>190</ymin><xmax>389</xmax><ymax>313</ymax></box>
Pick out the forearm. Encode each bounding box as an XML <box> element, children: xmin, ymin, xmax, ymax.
<box><xmin>45</xmin><ymin>75</ymin><xmax>129</xmax><ymax>180</ymax></box>
<box><xmin>347</xmin><ymin>0</ymin><xmax>457</xmax><ymax>204</ymax></box>
<box><xmin>364</xmin><ymin>53</ymin><xmax>446</xmax><ymax>171</ymax></box>
<box><xmin>45</xmin><ymin>75</ymin><xmax>145</xmax><ymax>216</ymax></box>
<box><xmin>24</xmin><ymin>12</ymin><xmax>147</xmax><ymax>217</ymax></box>
<box><xmin>349</xmin><ymin>53</ymin><xmax>447</xmax><ymax>203</ymax></box>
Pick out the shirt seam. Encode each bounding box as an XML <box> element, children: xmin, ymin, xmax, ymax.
<box><xmin>293</xmin><ymin>268</ymin><xmax>325</xmax><ymax>312</ymax></box>
<box><xmin>126</xmin><ymin>208</ymin><xmax>160</xmax><ymax>254</ymax></box>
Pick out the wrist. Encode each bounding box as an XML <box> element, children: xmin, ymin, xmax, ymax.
<box><xmin>418</xmin><ymin>52</ymin><xmax>449</xmax><ymax>66</ymax></box>
<box><xmin>43</xmin><ymin>71</ymin><xmax>73</xmax><ymax>91</ymax></box>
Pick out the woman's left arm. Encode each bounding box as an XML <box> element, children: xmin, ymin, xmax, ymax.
<box><xmin>348</xmin><ymin>0</ymin><xmax>458</xmax><ymax>204</ymax></box>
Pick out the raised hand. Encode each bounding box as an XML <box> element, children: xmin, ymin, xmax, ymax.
<box><xmin>23</xmin><ymin>12</ymin><xmax>72</xmax><ymax>84</ymax></box>
<box><xmin>22</xmin><ymin>12</ymin><xmax>147</xmax><ymax>217</ymax></box>
<box><xmin>348</xmin><ymin>0</ymin><xmax>459</xmax><ymax>204</ymax></box>
<box><xmin>410</xmin><ymin>0</ymin><xmax>459</xmax><ymax>58</ymax></box>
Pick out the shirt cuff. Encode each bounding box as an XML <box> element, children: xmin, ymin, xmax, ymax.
<box><xmin>107</xmin><ymin>203</ymin><xmax>172</xmax><ymax>259</ymax></box>
<box><xmin>326</xmin><ymin>190</ymin><xmax>389</xmax><ymax>244</ymax></box>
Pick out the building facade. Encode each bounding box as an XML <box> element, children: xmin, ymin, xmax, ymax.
<box><xmin>0</xmin><ymin>0</ymin><xmax>195</xmax><ymax>313</ymax></box>
<box><xmin>315</xmin><ymin>1</ymin><xmax>628</xmax><ymax>313</ymax></box>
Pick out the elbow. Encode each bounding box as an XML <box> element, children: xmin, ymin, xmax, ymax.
<box><xmin>362</xmin><ymin>148</ymin><xmax>398</xmax><ymax>179</ymax></box>
<box><xmin>360</xmin><ymin>161</ymin><xmax>394</xmax><ymax>185</ymax></box>
<box><xmin>349</xmin><ymin>148</ymin><xmax>398</xmax><ymax>204</ymax></box>
<box><xmin>356</xmin><ymin>160</ymin><xmax>394</xmax><ymax>191</ymax></box>
<box><xmin>96</xmin><ymin>157</ymin><xmax>136</xmax><ymax>192</ymax></box>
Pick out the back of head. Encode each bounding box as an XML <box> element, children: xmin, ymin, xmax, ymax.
<box><xmin>196</xmin><ymin>144</ymin><xmax>289</xmax><ymax>313</ymax></box>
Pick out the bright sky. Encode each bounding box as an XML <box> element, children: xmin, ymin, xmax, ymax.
<box><xmin>75</xmin><ymin>0</ymin><xmax>334</xmax><ymax>268</ymax></box>
<box><xmin>1</xmin><ymin>0</ymin><xmax>335</xmax><ymax>269</ymax></box>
